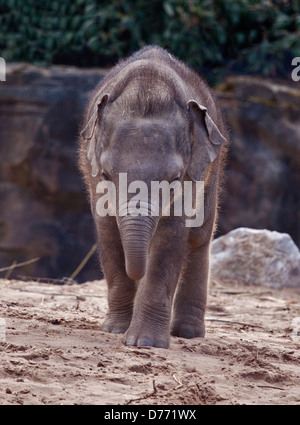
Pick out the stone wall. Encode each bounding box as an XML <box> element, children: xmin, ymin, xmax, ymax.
<box><xmin>217</xmin><ymin>76</ymin><xmax>300</xmax><ymax>244</ymax></box>
<box><xmin>0</xmin><ymin>65</ymin><xmax>299</xmax><ymax>281</ymax></box>
<box><xmin>0</xmin><ymin>64</ymin><xmax>106</xmax><ymax>281</ymax></box>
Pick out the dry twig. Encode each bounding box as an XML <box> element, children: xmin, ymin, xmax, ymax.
<box><xmin>17</xmin><ymin>275</ymin><xmax>77</xmax><ymax>285</ymax></box>
<box><xmin>125</xmin><ymin>380</ymin><xmax>157</xmax><ymax>405</ymax></box>
<box><xmin>205</xmin><ymin>317</ymin><xmax>264</xmax><ymax>328</ymax></box>
<box><xmin>173</xmin><ymin>374</ymin><xmax>183</xmax><ymax>389</ymax></box>
<box><xmin>19</xmin><ymin>289</ymin><xmax>105</xmax><ymax>298</ymax></box>
<box><xmin>257</xmin><ymin>385</ymin><xmax>285</xmax><ymax>391</ymax></box>
<box><xmin>4</xmin><ymin>261</ymin><xmax>17</xmax><ymax>279</ymax></box>
<box><xmin>0</xmin><ymin>257</ymin><xmax>40</xmax><ymax>274</ymax></box>
<box><xmin>69</xmin><ymin>244</ymin><xmax>97</xmax><ymax>280</ymax></box>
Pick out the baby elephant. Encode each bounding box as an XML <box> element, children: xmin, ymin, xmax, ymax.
<box><xmin>79</xmin><ymin>46</ymin><xmax>227</xmax><ymax>348</ymax></box>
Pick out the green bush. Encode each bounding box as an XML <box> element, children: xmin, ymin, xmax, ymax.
<box><xmin>0</xmin><ymin>0</ymin><xmax>299</xmax><ymax>81</ymax></box>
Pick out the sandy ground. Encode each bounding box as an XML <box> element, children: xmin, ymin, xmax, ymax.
<box><xmin>0</xmin><ymin>277</ymin><xmax>299</xmax><ymax>405</ymax></box>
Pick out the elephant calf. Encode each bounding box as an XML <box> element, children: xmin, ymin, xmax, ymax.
<box><xmin>79</xmin><ymin>46</ymin><xmax>227</xmax><ymax>348</ymax></box>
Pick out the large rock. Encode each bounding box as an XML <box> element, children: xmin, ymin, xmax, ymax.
<box><xmin>216</xmin><ymin>76</ymin><xmax>300</xmax><ymax>247</ymax></box>
<box><xmin>211</xmin><ymin>227</ymin><xmax>300</xmax><ymax>289</ymax></box>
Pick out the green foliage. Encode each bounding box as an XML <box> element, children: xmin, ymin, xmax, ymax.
<box><xmin>0</xmin><ymin>0</ymin><xmax>299</xmax><ymax>80</ymax></box>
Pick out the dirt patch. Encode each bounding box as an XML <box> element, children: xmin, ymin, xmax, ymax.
<box><xmin>0</xmin><ymin>277</ymin><xmax>299</xmax><ymax>405</ymax></box>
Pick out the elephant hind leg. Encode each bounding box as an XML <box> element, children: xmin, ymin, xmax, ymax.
<box><xmin>171</xmin><ymin>242</ymin><xmax>210</xmax><ymax>339</ymax></box>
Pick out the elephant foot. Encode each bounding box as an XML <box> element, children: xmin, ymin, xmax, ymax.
<box><xmin>101</xmin><ymin>314</ymin><xmax>131</xmax><ymax>334</ymax></box>
<box><xmin>124</xmin><ymin>324</ymin><xmax>170</xmax><ymax>348</ymax></box>
<box><xmin>170</xmin><ymin>321</ymin><xmax>205</xmax><ymax>339</ymax></box>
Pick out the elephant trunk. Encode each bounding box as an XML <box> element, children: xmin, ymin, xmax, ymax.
<box><xmin>117</xmin><ymin>213</ymin><xmax>158</xmax><ymax>281</ymax></box>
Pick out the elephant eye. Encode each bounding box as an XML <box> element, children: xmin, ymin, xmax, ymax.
<box><xmin>171</xmin><ymin>173</ymin><xmax>181</xmax><ymax>182</ymax></box>
<box><xmin>101</xmin><ymin>172</ymin><xmax>111</xmax><ymax>181</ymax></box>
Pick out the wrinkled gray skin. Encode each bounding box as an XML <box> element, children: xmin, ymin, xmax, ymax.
<box><xmin>79</xmin><ymin>46</ymin><xmax>227</xmax><ymax>348</ymax></box>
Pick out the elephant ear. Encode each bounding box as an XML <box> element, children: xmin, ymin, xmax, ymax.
<box><xmin>187</xmin><ymin>99</ymin><xmax>226</xmax><ymax>181</ymax></box>
<box><xmin>80</xmin><ymin>93</ymin><xmax>109</xmax><ymax>177</ymax></box>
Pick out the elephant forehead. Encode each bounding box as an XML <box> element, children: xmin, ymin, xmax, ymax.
<box><xmin>101</xmin><ymin>148</ymin><xmax>183</xmax><ymax>178</ymax></box>
<box><xmin>111</xmin><ymin>119</ymin><xmax>176</xmax><ymax>149</ymax></box>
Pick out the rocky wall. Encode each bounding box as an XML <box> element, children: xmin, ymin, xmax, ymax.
<box><xmin>0</xmin><ymin>64</ymin><xmax>106</xmax><ymax>281</ymax></box>
<box><xmin>0</xmin><ymin>65</ymin><xmax>299</xmax><ymax>281</ymax></box>
<box><xmin>217</xmin><ymin>76</ymin><xmax>300</xmax><ymax>243</ymax></box>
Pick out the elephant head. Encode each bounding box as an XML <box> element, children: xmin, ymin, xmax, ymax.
<box><xmin>80</xmin><ymin>85</ymin><xmax>226</xmax><ymax>281</ymax></box>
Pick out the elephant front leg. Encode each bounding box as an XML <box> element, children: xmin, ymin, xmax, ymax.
<box><xmin>124</xmin><ymin>281</ymin><xmax>173</xmax><ymax>348</ymax></box>
<box><xmin>97</xmin><ymin>218</ymin><xmax>137</xmax><ymax>334</ymax></box>
<box><xmin>102</xmin><ymin>276</ymin><xmax>137</xmax><ymax>334</ymax></box>
<box><xmin>171</xmin><ymin>241</ymin><xmax>210</xmax><ymax>339</ymax></box>
<box><xmin>124</xmin><ymin>227</ymin><xmax>186</xmax><ymax>348</ymax></box>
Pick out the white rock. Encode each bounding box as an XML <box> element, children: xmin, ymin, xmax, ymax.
<box><xmin>211</xmin><ymin>227</ymin><xmax>300</xmax><ymax>289</ymax></box>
